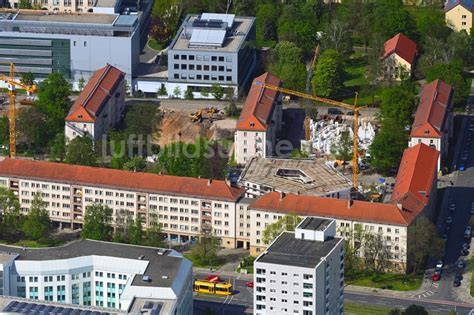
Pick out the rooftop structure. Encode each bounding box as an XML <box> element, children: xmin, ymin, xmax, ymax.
<box><xmin>382</xmin><ymin>33</ymin><xmax>417</xmax><ymax>65</ymax></box>
<box><xmin>0</xmin><ymin>239</ymin><xmax>192</xmax><ymax>313</ymax></box>
<box><xmin>170</xmin><ymin>13</ymin><xmax>254</xmax><ymax>52</ymax></box>
<box><xmin>391</xmin><ymin>143</ymin><xmax>439</xmax><ymax>205</ymax></box>
<box><xmin>410</xmin><ymin>79</ymin><xmax>454</xmax><ymax>138</ymax></box>
<box><xmin>0</xmin><ymin>158</ymin><xmax>243</xmax><ymax>202</ymax></box>
<box><xmin>239</xmin><ymin>157</ymin><xmax>352</xmax><ymax>198</ymax></box>
<box><xmin>0</xmin><ymin>298</ymin><xmax>116</xmax><ymax>314</ymax></box>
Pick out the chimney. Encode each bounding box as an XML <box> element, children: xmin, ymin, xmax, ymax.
<box><xmin>396</xmin><ymin>202</ymin><xmax>403</xmax><ymax>211</ymax></box>
<box><xmin>347</xmin><ymin>198</ymin><xmax>353</xmax><ymax>209</ymax></box>
<box><xmin>279</xmin><ymin>191</ymin><xmax>285</xmax><ymax>200</ymax></box>
<box><xmin>208</xmin><ymin>179</ymin><xmax>212</xmax><ymax>186</ymax></box>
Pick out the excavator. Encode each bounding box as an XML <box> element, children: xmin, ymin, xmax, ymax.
<box><xmin>189</xmin><ymin>107</ymin><xmax>220</xmax><ymax>123</ymax></box>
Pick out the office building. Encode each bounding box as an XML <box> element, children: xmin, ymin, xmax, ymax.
<box><xmin>0</xmin><ymin>6</ymin><xmax>151</xmax><ymax>89</ymax></box>
<box><xmin>234</xmin><ymin>73</ymin><xmax>282</xmax><ymax>165</ymax></box>
<box><xmin>163</xmin><ymin>13</ymin><xmax>256</xmax><ymax>98</ymax></box>
<box><xmin>65</xmin><ymin>64</ymin><xmax>126</xmax><ymax>142</ymax></box>
<box><xmin>0</xmin><ymin>239</ymin><xmax>193</xmax><ymax>313</ymax></box>
<box><xmin>0</xmin><ymin>158</ymin><xmax>244</xmax><ymax>248</ymax></box>
<box><xmin>254</xmin><ymin>217</ymin><xmax>344</xmax><ymax>315</ymax></box>
<box><xmin>408</xmin><ymin>79</ymin><xmax>454</xmax><ymax>169</ymax></box>
<box><xmin>239</xmin><ymin>157</ymin><xmax>352</xmax><ymax>199</ymax></box>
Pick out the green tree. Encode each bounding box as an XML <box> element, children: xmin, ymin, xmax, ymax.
<box><xmin>379</xmin><ymin>81</ymin><xmax>417</xmax><ymax>130</ymax></box>
<box><xmin>124</xmin><ymin>104</ymin><xmax>160</xmax><ymax>136</ymax></box>
<box><xmin>184</xmin><ymin>87</ymin><xmax>194</xmax><ymax>100</ymax></box>
<box><xmin>369</xmin><ymin>119</ymin><xmax>408</xmax><ymax>175</ymax></box>
<box><xmin>211</xmin><ymin>84</ymin><xmax>224</xmax><ymax>100</ymax></box>
<box><xmin>388</xmin><ymin>309</ymin><xmax>402</xmax><ymax>315</ymax></box>
<box><xmin>78</xmin><ymin>77</ymin><xmax>86</xmax><ymax>91</ymax></box>
<box><xmin>372</xmin><ymin>0</ymin><xmax>416</xmax><ymax>40</ymax></box>
<box><xmin>201</xmin><ymin>142</ymin><xmax>228</xmax><ymax>180</ymax></box>
<box><xmin>158</xmin><ymin>85</ymin><xmax>168</xmax><ymax>96</ymax></box>
<box><xmin>312</xmin><ymin>49</ymin><xmax>345</xmax><ymax>98</ymax></box>
<box><xmin>82</xmin><ymin>204</ymin><xmax>113</xmax><ymax>241</ymax></box>
<box><xmin>331</xmin><ymin>130</ymin><xmax>352</xmax><ymax>169</ymax></box>
<box><xmin>109</xmin><ymin>131</ymin><xmax>129</xmax><ymax>169</ymax></box>
<box><xmin>35</xmin><ymin>72</ymin><xmax>72</xmax><ymax>134</ymax></box>
<box><xmin>0</xmin><ymin>187</ymin><xmax>22</xmax><ymax>240</ymax></box>
<box><xmin>22</xmin><ymin>195</ymin><xmax>51</xmax><ymax>241</ymax></box>
<box><xmin>0</xmin><ymin>116</ymin><xmax>9</xmax><ymax>147</ymax></box>
<box><xmin>191</xmin><ymin>234</ymin><xmax>220</xmax><ymax>266</ymax></box>
<box><xmin>426</xmin><ymin>59</ymin><xmax>470</xmax><ymax>107</ymax></box>
<box><xmin>173</xmin><ymin>86</ymin><xmax>182</xmax><ymax>98</ymax></box>
<box><xmin>277</xmin><ymin>5</ymin><xmax>317</xmax><ymax>54</ymax></box>
<box><xmin>233</xmin><ymin>0</ymin><xmax>254</xmax><ymax>16</ymax></box>
<box><xmin>158</xmin><ymin>138</ymin><xmax>208</xmax><ymax>177</ymax></box>
<box><xmin>18</xmin><ymin>0</ymin><xmax>32</xmax><ymax>9</ymax></box>
<box><xmin>404</xmin><ymin>305</ymin><xmax>428</xmax><ymax>315</ymax></box>
<box><xmin>127</xmin><ymin>216</ymin><xmax>144</xmax><ymax>245</ymax></box>
<box><xmin>269</xmin><ymin>41</ymin><xmax>306</xmax><ymax>91</ymax></box>
<box><xmin>123</xmin><ymin>156</ymin><xmax>147</xmax><ymax>172</ymax></box>
<box><xmin>414</xmin><ymin>7</ymin><xmax>450</xmax><ymax>41</ymax></box>
<box><xmin>49</xmin><ymin>133</ymin><xmax>66</xmax><ymax>162</ymax></box>
<box><xmin>20</xmin><ymin>72</ymin><xmax>35</xmax><ymax>86</ymax></box>
<box><xmin>407</xmin><ymin>217</ymin><xmax>445</xmax><ymax>274</ymax></box>
<box><xmin>65</xmin><ymin>136</ymin><xmax>97</xmax><ymax>166</ymax></box>
<box><xmin>262</xmin><ymin>214</ymin><xmax>302</xmax><ymax>245</ymax></box>
<box><xmin>321</xmin><ymin>19</ymin><xmax>353</xmax><ymax>57</ymax></box>
<box><xmin>256</xmin><ymin>4</ymin><xmax>278</xmax><ymax>45</ymax></box>
<box><xmin>145</xmin><ymin>216</ymin><xmax>164</xmax><ymax>247</ymax></box>
<box><xmin>201</xmin><ymin>88</ymin><xmax>210</xmax><ymax>98</ymax></box>
<box><xmin>17</xmin><ymin>107</ymin><xmax>50</xmax><ymax>153</ymax></box>
<box><xmin>224</xmin><ymin>100</ymin><xmax>240</xmax><ymax>117</ymax></box>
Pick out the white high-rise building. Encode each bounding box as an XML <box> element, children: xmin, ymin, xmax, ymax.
<box><xmin>253</xmin><ymin>217</ymin><xmax>344</xmax><ymax>315</ymax></box>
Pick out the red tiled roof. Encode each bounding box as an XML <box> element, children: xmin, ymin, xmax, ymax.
<box><xmin>410</xmin><ymin>80</ymin><xmax>453</xmax><ymax>138</ymax></box>
<box><xmin>250</xmin><ymin>192</ymin><xmax>412</xmax><ymax>226</ymax></box>
<box><xmin>391</xmin><ymin>143</ymin><xmax>439</xmax><ymax>205</ymax></box>
<box><xmin>236</xmin><ymin>73</ymin><xmax>282</xmax><ymax>132</ymax></box>
<box><xmin>0</xmin><ymin>158</ymin><xmax>244</xmax><ymax>201</ymax></box>
<box><xmin>382</xmin><ymin>33</ymin><xmax>417</xmax><ymax>65</ymax></box>
<box><xmin>66</xmin><ymin>64</ymin><xmax>125</xmax><ymax>123</ymax></box>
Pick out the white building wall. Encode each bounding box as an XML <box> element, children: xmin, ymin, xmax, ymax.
<box><xmin>234</xmin><ymin>130</ymin><xmax>266</xmax><ymax>165</ymax></box>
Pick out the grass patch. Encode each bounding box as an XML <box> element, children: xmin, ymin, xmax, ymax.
<box><xmin>0</xmin><ymin>239</ymin><xmax>54</xmax><ymax>248</ymax></box>
<box><xmin>345</xmin><ymin>302</ymin><xmax>392</xmax><ymax>315</ymax></box>
<box><xmin>148</xmin><ymin>39</ymin><xmax>164</xmax><ymax>51</ymax></box>
<box><xmin>347</xmin><ymin>272</ymin><xmax>423</xmax><ymax>291</ymax></box>
<box><xmin>183</xmin><ymin>254</ymin><xmax>225</xmax><ymax>268</ymax></box>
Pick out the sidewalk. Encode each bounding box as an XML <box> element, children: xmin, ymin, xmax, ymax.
<box><xmin>344</xmin><ymin>276</ymin><xmax>434</xmax><ymax>299</ymax></box>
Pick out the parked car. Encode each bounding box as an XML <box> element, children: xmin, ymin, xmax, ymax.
<box><xmin>328</xmin><ymin>108</ymin><xmax>343</xmax><ymax>115</ymax></box>
<box><xmin>469</xmin><ymin>117</ymin><xmax>474</xmax><ymax>131</ymax></box>
<box><xmin>462</xmin><ymin>152</ymin><xmax>469</xmax><ymax>161</ymax></box>
<box><xmin>446</xmin><ymin>216</ymin><xmax>453</xmax><ymax>224</ymax></box>
<box><xmin>461</xmin><ymin>249</ymin><xmax>469</xmax><ymax>256</ymax></box>
<box><xmin>246</xmin><ymin>281</ymin><xmax>254</xmax><ymax>288</ymax></box>
<box><xmin>205</xmin><ymin>275</ymin><xmax>221</xmax><ymax>282</ymax></box>
<box><xmin>432</xmin><ymin>272</ymin><xmax>441</xmax><ymax>281</ymax></box>
<box><xmin>457</xmin><ymin>260</ymin><xmax>466</xmax><ymax>269</ymax></box>
<box><xmin>435</xmin><ymin>260</ymin><xmax>443</xmax><ymax>271</ymax></box>
<box><xmin>459</xmin><ymin>164</ymin><xmax>466</xmax><ymax>171</ymax></box>
<box><xmin>449</xmin><ymin>203</ymin><xmax>456</xmax><ymax>213</ymax></box>
<box><xmin>471</xmin><ymin>202</ymin><xmax>474</xmax><ymax>215</ymax></box>
<box><xmin>465</xmin><ymin>226</ymin><xmax>472</xmax><ymax>239</ymax></box>
<box><xmin>455</xmin><ymin>273</ymin><xmax>463</xmax><ymax>281</ymax></box>
<box><xmin>463</xmin><ymin>243</ymin><xmax>470</xmax><ymax>250</ymax></box>
<box><xmin>454</xmin><ymin>279</ymin><xmax>461</xmax><ymax>287</ymax></box>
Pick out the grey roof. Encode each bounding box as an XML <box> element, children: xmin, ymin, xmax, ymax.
<box><xmin>14</xmin><ymin>12</ymin><xmax>117</xmax><ymax>24</ymax></box>
<box><xmin>114</xmin><ymin>15</ymin><xmax>138</xmax><ymax>27</ymax></box>
<box><xmin>298</xmin><ymin>217</ymin><xmax>331</xmax><ymax>232</ymax></box>
<box><xmin>256</xmin><ymin>232</ymin><xmax>342</xmax><ymax>268</ymax></box>
<box><xmin>446</xmin><ymin>0</ymin><xmax>474</xmax><ymax>10</ymax></box>
<box><xmin>190</xmin><ymin>29</ymin><xmax>226</xmax><ymax>47</ymax></box>
<box><xmin>0</xmin><ymin>240</ymin><xmax>184</xmax><ymax>288</ymax></box>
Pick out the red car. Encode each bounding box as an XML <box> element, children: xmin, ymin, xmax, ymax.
<box><xmin>246</xmin><ymin>281</ymin><xmax>254</xmax><ymax>288</ymax></box>
<box><xmin>206</xmin><ymin>275</ymin><xmax>220</xmax><ymax>282</ymax></box>
<box><xmin>432</xmin><ymin>272</ymin><xmax>441</xmax><ymax>282</ymax></box>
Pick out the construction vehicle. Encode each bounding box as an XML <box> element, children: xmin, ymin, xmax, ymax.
<box><xmin>254</xmin><ymin>81</ymin><xmax>364</xmax><ymax>190</ymax></box>
<box><xmin>189</xmin><ymin>109</ymin><xmax>204</xmax><ymax>123</ymax></box>
<box><xmin>0</xmin><ymin>63</ymin><xmax>38</xmax><ymax>158</ymax></box>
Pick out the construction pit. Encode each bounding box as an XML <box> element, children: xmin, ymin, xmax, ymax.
<box><xmin>155</xmin><ymin>108</ymin><xmax>237</xmax><ymax>147</ymax></box>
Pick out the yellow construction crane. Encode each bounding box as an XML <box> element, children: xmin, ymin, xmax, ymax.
<box><xmin>254</xmin><ymin>81</ymin><xmax>364</xmax><ymax>190</ymax></box>
<box><xmin>0</xmin><ymin>63</ymin><xmax>38</xmax><ymax>158</ymax></box>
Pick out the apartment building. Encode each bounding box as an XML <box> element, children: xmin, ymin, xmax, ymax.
<box><xmin>65</xmin><ymin>64</ymin><xmax>125</xmax><ymax>142</ymax></box>
<box><xmin>445</xmin><ymin>0</ymin><xmax>474</xmax><ymax>34</ymax></box>
<box><xmin>254</xmin><ymin>217</ymin><xmax>344</xmax><ymax>315</ymax></box>
<box><xmin>0</xmin><ymin>158</ymin><xmax>244</xmax><ymax>248</ymax></box>
<box><xmin>0</xmin><ymin>6</ymin><xmax>151</xmax><ymax>89</ymax></box>
<box><xmin>159</xmin><ymin>13</ymin><xmax>256</xmax><ymax>98</ymax></box>
<box><xmin>239</xmin><ymin>157</ymin><xmax>352</xmax><ymax>199</ymax></box>
<box><xmin>9</xmin><ymin>0</ymin><xmax>122</xmax><ymax>13</ymax></box>
<box><xmin>0</xmin><ymin>240</ymin><xmax>192</xmax><ymax>313</ymax></box>
<box><xmin>234</xmin><ymin>73</ymin><xmax>283</xmax><ymax>165</ymax></box>
<box><xmin>382</xmin><ymin>33</ymin><xmax>417</xmax><ymax>80</ymax></box>
<box><xmin>408</xmin><ymin>80</ymin><xmax>454</xmax><ymax>170</ymax></box>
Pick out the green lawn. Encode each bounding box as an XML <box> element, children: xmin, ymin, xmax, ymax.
<box><xmin>147</xmin><ymin>39</ymin><xmax>164</xmax><ymax>51</ymax></box>
<box><xmin>470</xmin><ymin>256</ymin><xmax>474</xmax><ymax>296</ymax></box>
<box><xmin>347</xmin><ymin>272</ymin><xmax>423</xmax><ymax>291</ymax></box>
<box><xmin>0</xmin><ymin>240</ymin><xmax>50</xmax><ymax>248</ymax></box>
<box><xmin>345</xmin><ymin>302</ymin><xmax>391</xmax><ymax>315</ymax></box>
<box><xmin>183</xmin><ymin>254</ymin><xmax>225</xmax><ymax>268</ymax></box>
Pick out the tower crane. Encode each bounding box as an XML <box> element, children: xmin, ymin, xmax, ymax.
<box><xmin>0</xmin><ymin>63</ymin><xmax>38</xmax><ymax>158</ymax></box>
<box><xmin>254</xmin><ymin>81</ymin><xmax>364</xmax><ymax>190</ymax></box>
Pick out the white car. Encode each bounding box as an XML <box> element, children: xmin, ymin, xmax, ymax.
<box><xmin>435</xmin><ymin>260</ymin><xmax>443</xmax><ymax>270</ymax></box>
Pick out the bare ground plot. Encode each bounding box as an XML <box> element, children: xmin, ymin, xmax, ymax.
<box><xmin>155</xmin><ymin>109</ymin><xmax>236</xmax><ymax>147</ymax></box>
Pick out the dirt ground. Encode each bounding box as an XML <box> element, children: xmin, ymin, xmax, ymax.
<box><xmin>155</xmin><ymin>109</ymin><xmax>237</xmax><ymax>146</ymax></box>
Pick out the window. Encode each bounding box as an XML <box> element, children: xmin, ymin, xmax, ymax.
<box><xmin>226</xmin><ymin>76</ymin><xmax>232</xmax><ymax>81</ymax></box>
<box><xmin>189</xmin><ymin>64</ymin><xmax>195</xmax><ymax>70</ymax></box>
<box><xmin>174</xmin><ymin>64</ymin><xmax>179</xmax><ymax>69</ymax></box>
<box><xmin>29</xmin><ymin>287</ymin><xmax>39</xmax><ymax>300</ymax></box>
<box><xmin>219</xmin><ymin>66</ymin><xmax>224</xmax><ymax>71</ymax></box>
<box><xmin>211</xmin><ymin>56</ymin><xmax>217</xmax><ymax>61</ymax></box>
<box><xmin>174</xmin><ymin>54</ymin><xmax>179</xmax><ymax>60</ymax></box>
<box><xmin>211</xmin><ymin>66</ymin><xmax>217</xmax><ymax>71</ymax></box>
<box><xmin>189</xmin><ymin>55</ymin><xmax>195</xmax><ymax>60</ymax></box>
<box><xmin>204</xmin><ymin>65</ymin><xmax>209</xmax><ymax>71</ymax></box>
<box><xmin>197</xmin><ymin>65</ymin><xmax>202</xmax><ymax>70</ymax></box>
<box><xmin>181</xmin><ymin>55</ymin><xmax>187</xmax><ymax>60</ymax></box>
<box><xmin>57</xmin><ymin>285</ymin><xmax>66</xmax><ymax>302</ymax></box>
<box><xmin>181</xmin><ymin>64</ymin><xmax>187</xmax><ymax>70</ymax></box>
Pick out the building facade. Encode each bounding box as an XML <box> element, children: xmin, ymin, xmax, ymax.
<box><xmin>254</xmin><ymin>217</ymin><xmax>344</xmax><ymax>315</ymax></box>
<box><xmin>9</xmin><ymin>0</ymin><xmax>122</xmax><ymax>13</ymax></box>
<box><xmin>65</xmin><ymin>64</ymin><xmax>126</xmax><ymax>142</ymax></box>
<box><xmin>234</xmin><ymin>73</ymin><xmax>283</xmax><ymax>165</ymax></box>
<box><xmin>160</xmin><ymin>13</ymin><xmax>255</xmax><ymax>99</ymax></box>
<box><xmin>408</xmin><ymin>80</ymin><xmax>454</xmax><ymax>170</ymax></box>
<box><xmin>0</xmin><ymin>8</ymin><xmax>150</xmax><ymax>88</ymax></box>
<box><xmin>0</xmin><ymin>240</ymin><xmax>193</xmax><ymax>314</ymax></box>
<box><xmin>382</xmin><ymin>33</ymin><xmax>417</xmax><ymax>80</ymax></box>
<box><xmin>445</xmin><ymin>0</ymin><xmax>474</xmax><ymax>34</ymax></box>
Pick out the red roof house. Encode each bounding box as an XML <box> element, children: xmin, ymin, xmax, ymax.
<box><xmin>382</xmin><ymin>33</ymin><xmax>417</xmax><ymax>65</ymax></box>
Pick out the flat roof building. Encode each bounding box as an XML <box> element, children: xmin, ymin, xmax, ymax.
<box><xmin>0</xmin><ymin>239</ymin><xmax>192</xmax><ymax>313</ymax></box>
<box><xmin>239</xmin><ymin>157</ymin><xmax>352</xmax><ymax>199</ymax></box>
<box><xmin>163</xmin><ymin>13</ymin><xmax>256</xmax><ymax>99</ymax></box>
<box><xmin>254</xmin><ymin>217</ymin><xmax>344</xmax><ymax>314</ymax></box>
